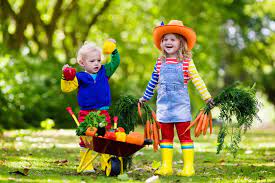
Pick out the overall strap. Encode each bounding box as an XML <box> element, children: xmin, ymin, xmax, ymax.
<box><xmin>156</xmin><ymin>58</ymin><xmax>162</xmax><ymax>73</ymax></box>
<box><xmin>156</xmin><ymin>58</ymin><xmax>191</xmax><ymax>85</ymax></box>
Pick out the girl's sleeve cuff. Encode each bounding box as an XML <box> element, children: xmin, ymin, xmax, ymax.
<box><xmin>112</xmin><ymin>49</ymin><xmax>118</xmax><ymax>55</ymax></box>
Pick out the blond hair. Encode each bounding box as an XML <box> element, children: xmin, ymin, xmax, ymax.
<box><xmin>76</xmin><ymin>42</ymin><xmax>101</xmax><ymax>64</ymax></box>
<box><xmin>160</xmin><ymin>33</ymin><xmax>192</xmax><ymax>62</ymax></box>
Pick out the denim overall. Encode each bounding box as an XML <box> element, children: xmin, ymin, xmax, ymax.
<box><xmin>157</xmin><ymin>61</ymin><xmax>192</xmax><ymax>123</ymax></box>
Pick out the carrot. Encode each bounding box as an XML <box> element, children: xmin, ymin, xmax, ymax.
<box><xmin>195</xmin><ymin>110</ymin><xmax>204</xmax><ymax>122</ymax></box>
<box><xmin>183</xmin><ymin>110</ymin><xmax>204</xmax><ymax>134</ymax></box>
<box><xmin>195</xmin><ymin>113</ymin><xmax>204</xmax><ymax>137</ymax></box>
<box><xmin>202</xmin><ymin>112</ymin><xmax>209</xmax><ymax>134</ymax></box>
<box><xmin>198</xmin><ymin>113</ymin><xmax>208</xmax><ymax>137</ymax></box>
<box><xmin>209</xmin><ymin>112</ymin><xmax>213</xmax><ymax>134</ymax></box>
<box><xmin>146</xmin><ymin>120</ymin><xmax>150</xmax><ymax>139</ymax></box>
<box><xmin>203</xmin><ymin>113</ymin><xmax>210</xmax><ymax>135</ymax></box>
<box><xmin>183</xmin><ymin>116</ymin><xmax>200</xmax><ymax>135</ymax></box>
<box><xmin>153</xmin><ymin>140</ymin><xmax>158</xmax><ymax>152</ymax></box>
<box><xmin>151</xmin><ymin>110</ymin><xmax>157</xmax><ymax>121</ymax></box>
<box><xmin>154</xmin><ymin>120</ymin><xmax>161</xmax><ymax>142</ymax></box>
<box><xmin>155</xmin><ymin>121</ymin><xmax>161</xmax><ymax>129</ymax></box>
<box><xmin>153</xmin><ymin>122</ymin><xmax>159</xmax><ymax>151</ymax></box>
<box><xmin>137</xmin><ymin>102</ymin><xmax>142</xmax><ymax>117</ymax></box>
<box><xmin>150</xmin><ymin>123</ymin><xmax>154</xmax><ymax>140</ymax></box>
<box><xmin>144</xmin><ymin>123</ymin><xmax>147</xmax><ymax>138</ymax></box>
<box><xmin>153</xmin><ymin>122</ymin><xmax>159</xmax><ymax>145</ymax></box>
<box><xmin>157</xmin><ymin>122</ymin><xmax>161</xmax><ymax>140</ymax></box>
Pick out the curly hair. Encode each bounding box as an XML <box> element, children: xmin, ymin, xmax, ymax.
<box><xmin>159</xmin><ymin>34</ymin><xmax>192</xmax><ymax>62</ymax></box>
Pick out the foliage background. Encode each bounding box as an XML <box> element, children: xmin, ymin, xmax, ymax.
<box><xmin>0</xmin><ymin>0</ymin><xmax>274</xmax><ymax>129</ymax></box>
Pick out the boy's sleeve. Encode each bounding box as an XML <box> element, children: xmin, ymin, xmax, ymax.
<box><xmin>189</xmin><ymin>59</ymin><xmax>211</xmax><ymax>101</ymax></box>
<box><xmin>142</xmin><ymin>62</ymin><xmax>159</xmax><ymax>101</ymax></box>
<box><xmin>61</xmin><ymin>76</ymin><xmax>79</xmax><ymax>93</ymax></box>
<box><xmin>104</xmin><ymin>49</ymin><xmax>120</xmax><ymax>78</ymax></box>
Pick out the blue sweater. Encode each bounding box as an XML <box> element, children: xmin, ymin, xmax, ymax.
<box><xmin>76</xmin><ymin>66</ymin><xmax>111</xmax><ymax>110</ymax></box>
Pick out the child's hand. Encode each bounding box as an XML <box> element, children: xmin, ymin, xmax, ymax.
<box><xmin>107</xmin><ymin>38</ymin><xmax>116</xmax><ymax>44</ymax></box>
<box><xmin>205</xmin><ymin>98</ymin><xmax>215</xmax><ymax>109</ymax></box>
<box><xmin>103</xmin><ymin>39</ymin><xmax>116</xmax><ymax>54</ymax></box>
<box><xmin>62</xmin><ymin>64</ymin><xmax>70</xmax><ymax>71</ymax></box>
<box><xmin>139</xmin><ymin>97</ymin><xmax>147</xmax><ymax>104</ymax></box>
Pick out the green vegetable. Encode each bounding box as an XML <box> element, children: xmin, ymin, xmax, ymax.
<box><xmin>75</xmin><ymin>111</ymin><xmax>107</xmax><ymax>136</ymax></box>
<box><xmin>110</xmin><ymin>95</ymin><xmax>155</xmax><ymax>171</ymax></box>
<box><xmin>76</xmin><ymin>121</ymin><xmax>90</xmax><ymax>136</ymax></box>
<box><xmin>110</xmin><ymin>95</ymin><xmax>154</xmax><ymax>134</ymax></box>
<box><xmin>84</xmin><ymin>111</ymin><xmax>107</xmax><ymax>128</ymax></box>
<box><xmin>206</xmin><ymin>82</ymin><xmax>261</xmax><ymax>157</ymax></box>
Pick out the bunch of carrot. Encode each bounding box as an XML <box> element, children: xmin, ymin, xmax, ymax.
<box><xmin>138</xmin><ymin>103</ymin><xmax>160</xmax><ymax>152</ymax></box>
<box><xmin>184</xmin><ymin>109</ymin><xmax>213</xmax><ymax>137</ymax></box>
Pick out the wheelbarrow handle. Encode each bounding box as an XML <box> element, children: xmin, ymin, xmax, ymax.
<box><xmin>66</xmin><ymin>107</ymin><xmax>80</xmax><ymax>126</ymax></box>
<box><xmin>113</xmin><ymin>116</ymin><xmax>118</xmax><ymax>130</ymax></box>
<box><xmin>66</xmin><ymin>107</ymin><xmax>74</xmax><ymax>115</ymax></box>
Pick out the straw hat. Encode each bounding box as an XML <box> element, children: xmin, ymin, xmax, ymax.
<box><xmin>153</xmin><ymin>20</ymin><xmax>196</xmax><ymax>51</ymax></box>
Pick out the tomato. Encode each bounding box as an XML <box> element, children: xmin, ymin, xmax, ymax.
<box><xmin>104</xmin><ymin>131</ymin><xmax>116</xmax><ymax>140</ymax></box>
<box><xmin>116</xmin><ymin>127</ymin><xmax>125</xmax><ymax>132</ymax></box>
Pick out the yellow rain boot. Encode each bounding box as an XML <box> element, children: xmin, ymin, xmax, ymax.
<box><xmin>155</xmin><ymin>144</ymin><xmax>173</xmax><ymax>176</ymax></box>
<box><xmin>79</xmin><ymin>148</ymin><xmax>95</xmax><ymax>173</ymax></box>
<box><xmin>177</xmin><ymin>143</ymin><xmax>195</xmax><ymax>176</ymax></box>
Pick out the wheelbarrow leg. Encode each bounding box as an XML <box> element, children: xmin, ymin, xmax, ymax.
<box><xmin>77</xmin><ymin>149</ymin><xmax>99</xmax><ymax>173</ymax></box>
<box><xmin>119</xmin><ymin>157</ymin><xmax>123</xmax><ymax>174</ymax></box>
<box><xmin>100</xmin><ymin>154</ymin><xmax>110</xmax><ymax>171</ymax></box>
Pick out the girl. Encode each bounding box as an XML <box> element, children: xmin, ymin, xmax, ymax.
<box><xmin>139</xmin><ymin>20</ymin><xmax>214</xmax><ymax>176</ymax></box>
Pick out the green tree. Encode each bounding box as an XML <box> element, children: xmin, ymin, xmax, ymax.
<box><xmin>0</xmin><ymin>0</ymin><xmax>274</xmax><ymax>129</ymax></box>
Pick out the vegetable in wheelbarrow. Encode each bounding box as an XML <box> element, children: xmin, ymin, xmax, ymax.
<box><xmin>97</xmin><ymin>126</ymin><xmax>106</xmax><ymax>137</ymax></box>
<box><xmin>126</xmin><ymin>132</ymin><xmax>144</xmax><ymax>146</ymax></box>
<box><xmin>76</xmin><ymin>111</ymin><xmax>108</xmax><ymax>136</ymax></box>
<box><xmin>110</xmin><ymin>95</ymin><xmax>160</xmax><ymax>152</ymax></box>
<box><xmin>115</xmin><ymin>131</ymin><xmax>127</xmax><ymax>142</ymax></box>
<box><xmin>85</xmin><ymin>127</ymin><xmax>97</xmax><ymax>136</ymax></box>
<box><xmin>104</xmin><ymin>131</ymin><xmax>116</xmax><ymax>140</ymax></box>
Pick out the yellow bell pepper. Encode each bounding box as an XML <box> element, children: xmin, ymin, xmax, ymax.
<box><xmin>103</xmin><ymin>40</ymin><xmax>116</xmax><ymax>54</ymax></box>
<box><xmin>115</xmin><ymin>132</ymin><xmax>126</xmax><ymax>142</ymax></box>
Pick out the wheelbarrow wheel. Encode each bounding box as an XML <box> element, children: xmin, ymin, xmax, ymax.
<box><xmin>105</xmin><ymin>157</ymin><xmax>121</xmax><ymax>176</ymax></box>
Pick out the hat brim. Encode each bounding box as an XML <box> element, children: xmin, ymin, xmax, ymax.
<box><xmin>153</xmin><ymin>25</ymin><xmax>196</xmax><ymax>51</ymax></box>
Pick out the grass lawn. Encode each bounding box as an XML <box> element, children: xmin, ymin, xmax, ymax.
<box><xmin>0</xmin><ymin>126</ymin><xmax>274</xmax><ymax>183</ymax></box>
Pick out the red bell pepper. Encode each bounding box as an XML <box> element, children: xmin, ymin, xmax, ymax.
<box><xmin>63</xmin><ymin>67</ymin><xmax>76</xmax><ymax>81</ymax></box>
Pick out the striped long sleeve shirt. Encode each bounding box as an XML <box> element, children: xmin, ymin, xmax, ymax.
<box><xmin>143</xmin><ymin>58</ymin><xmax>211</xmax><ymax>101</ymax></box>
